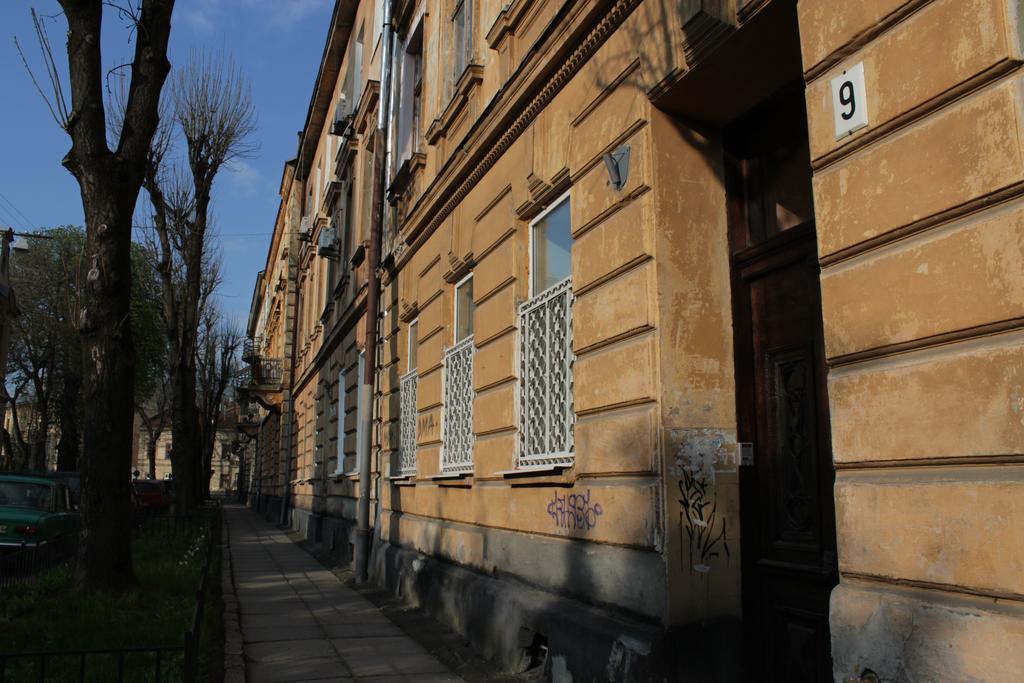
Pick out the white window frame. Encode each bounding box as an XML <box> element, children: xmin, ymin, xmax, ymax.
<box><xmin>354</xmin><ymin>351</ymin><xmax>367</xmax><ymax>474</ymax></box>
<box><xmin>519</xmin><ymin>190</ymin><xmax>575</xmax><ymax>469</ymax></box>
<box><xmin>528</xmin><ymin>189</ymin><xmax>572</xmax><ymax>298</ymax></box>
<box><xmin>398</xmin><ymin>318</ymin><xmax>420</xmax><ymax>476</ymax></box>
<box><xmin>442</xmin><ymin>274</ymin><xmax>475</xmax><ymax>474</ymax></box>
<box><xmin>453</xmin><ymin>272</ymin><xmax>474</xmax><ymax>342</ymax></box>
<box><xmin>333</xmin><ymin>367</ymin><xmax>346</xmax><ymax>475</ymax></box>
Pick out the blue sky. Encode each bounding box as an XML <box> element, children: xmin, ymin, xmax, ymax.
<box><xmin>0</xmin><ymin>0</ymin><xmax>334</xmax><ymax>326</ymax></box>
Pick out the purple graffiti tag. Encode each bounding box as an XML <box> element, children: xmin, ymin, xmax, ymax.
<box><xmin>547</xmin><ymin>489</ymin><xmax>603</xmax><ymax>530</ymax></box>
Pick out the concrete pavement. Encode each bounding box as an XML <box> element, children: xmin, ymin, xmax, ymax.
<box><xmin>224</xmin><ymin>504</ymin><xmax>463</xmax><ymax>683</ymax></box>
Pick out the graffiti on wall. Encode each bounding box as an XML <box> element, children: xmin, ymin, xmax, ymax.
<box><xmin>671</xmin><ymin>429</ymin><xmax>733</xmax><ymax>574</ymax></box>
<box><xmin>678</xmin><ymin>471</ymin><xmax>728</xmax><ymax>574</ymax></box>
<box><xmin>547</xmin><ymin>489</ymin><xmax>603</xmax><ymax>530</ymax></box>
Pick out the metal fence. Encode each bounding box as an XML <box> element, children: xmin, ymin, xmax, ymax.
<box><xmin>0</xmin><ymin>533</ymin><xmax>79</xmax><ymax>591</ymax></box>
<box><xmin>0</xmin><ymin>507</ymin><xmax>219</xmax><ymax>682</ymax></box>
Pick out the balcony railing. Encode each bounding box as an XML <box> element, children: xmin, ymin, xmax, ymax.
<box><xmin>235</xmin><ymin>358</ymin><xmax>283</xmax><ymax>391</ymax></box>
<box><xmin>242</xmin><ymin>336</ymin><xmax>264</xmax><ymax>362</ymax></box>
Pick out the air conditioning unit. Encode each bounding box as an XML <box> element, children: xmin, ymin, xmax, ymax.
<box><xmin>298</xmin><ymin>216</ymin><xmax>313</xmax><ymax>242</ymax></box>
<box><xmin>317</xmin><ymin>226</ymin><xmax>338</xmax><ymax>258</ymax></box>
<box><xmin>331</xmin><ymin>93</ymin><xmax>352</xmax><ymax>136</ymax></box>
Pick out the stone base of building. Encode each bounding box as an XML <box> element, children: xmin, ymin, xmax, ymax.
<box><xmin>254</xmin><ymin>494</ymin><xmax>284</xmax><ymax>524</ymax></box>
<box><xmin>286</xmin><ymin>507</ymin><xmax>359</xmax><ymax>568</ymax></box>
<box><xmin>369</xmin><ymin>538</ymin><xmax>675</xmax><ymax>681</ymax></box>
<box><xmin>830</xmin><ymin>580</ymin><xmax>1024</xmax><ymax>682</ymax></box>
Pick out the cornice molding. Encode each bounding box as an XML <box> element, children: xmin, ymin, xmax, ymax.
<box><xmin>485</xmin><ymin>0</ymin><xmax>532</xmax><ymax>50</ymax></box>
<box><xmin>442</xmin><ymin>250</ymin><xmax>474</xmax><ymax>284</ymax></box>
<box><xmin>426</xmin><ymin>64</ymin><xmax>484</xmax><ymax>145</ymax></box>
<box><xmin>354</xmin><ymin>80</ymin><xmax>382</xmax><ymax>135</ymax></box>
<box><xmin>397</xmin><ymin>0</ymin><xmax>642</xmax><ymax>270</ymax></box>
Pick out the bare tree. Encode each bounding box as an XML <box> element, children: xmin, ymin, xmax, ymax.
<box><xmin>196</xmin><ymin>306</ymin><xmax>241</xmax><ymax>500</ymax></box>
<box><xmin>140</xmin><ymin>51</ymin><xmax>256</xmax><ymax>513</ymax></box>
<box><xmin>136</xmin><ymin>367</ymin><xmax>170</xmax><ymax>479</ymax></box>
<box><xmin>18</xmin><ymin>1</ymin><xmax>176</xmax><ymax>590</ymax></box>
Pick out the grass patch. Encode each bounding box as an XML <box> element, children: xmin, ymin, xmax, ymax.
<box><xmin>0</xmin><ymin>512</ymin><xmax>219</xmax><ymax>682</ymax></box>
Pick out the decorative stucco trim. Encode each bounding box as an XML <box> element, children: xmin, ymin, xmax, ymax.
<box><xmin>397</xmin><ymin>0</ymin><xmax>644</xmax><ymax>270</ymax></box>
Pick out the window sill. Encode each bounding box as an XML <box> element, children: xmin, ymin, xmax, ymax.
<box><xmin>387</xmin><ymin>473</ymin><xmax>416</xmax><ymax>486</ymax></box>
<box><xmin>495</xmin><ymin>464</ymin><xmax>571</xmax><ymax>478</ymax></box>
<box><xmin>425</xmin><ymin>471</ymin><xmax>472</xmax><ymax>480</ymax></box>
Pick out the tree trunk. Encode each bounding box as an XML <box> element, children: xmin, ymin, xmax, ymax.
<box><xmin>147</xmin><ymin>438</ymin><xmax>157</xmax><ymax>479</ymax></box>
<box><xmin>58</xmin><ymin>0</ymin><xmax>174</xmax><ymax>592</ymax></box>
<box><xmin>169</xmin><ymin>355</ymin><xmax>199</xmax><ymax>513</ymax></box>
<box><xmin>56</xmin><ymin>372</ymin><xmax>81</xmax><ymax>471</ymax></box>
<box><xmin>74</xmin><ymin>186</ymin><xmax>139</xmax><ymax>591</ymax></box>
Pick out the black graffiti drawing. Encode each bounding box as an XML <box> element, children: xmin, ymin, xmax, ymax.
<box><xmin>678</xmin><ymin>472</ymin><xmax>729</xmax><ymax>574</ymax></box>
<box><xmin>547</xmin><ymin>489</ymin><xmax>603</xmax><ymax>530</ymax></box>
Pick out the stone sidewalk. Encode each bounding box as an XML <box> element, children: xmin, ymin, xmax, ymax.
<box><xmin>224</xmin><ymin>504</ymin><xmax>463</xmax><ymax>682</ymax></box>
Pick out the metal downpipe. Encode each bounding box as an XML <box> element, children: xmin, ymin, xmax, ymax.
<box><xmin>355</xmin><ymin>0</ymin><xmax>395</xmax><ymax>584</ymax></box>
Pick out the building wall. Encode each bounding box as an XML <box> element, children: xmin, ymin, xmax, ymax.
<box><xmin>796</xmin><ymin>0</ymin><xmax>1024</xmax><ymax>679</ymax></box>
<box><xmin>245</xmin><ymin>0</ymin><xmax>1024</xmax><ymax>679</ymax></box>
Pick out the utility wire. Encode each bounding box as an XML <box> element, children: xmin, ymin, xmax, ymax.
<box><xmin>0</xmin><ymin>203</ymin><xmax>30</xmax><ymax>233</ymax></box>
<box><xmin>0</xmin><ymin>191</ymin><xmax>38</xmax><ymax>231</ymax></box>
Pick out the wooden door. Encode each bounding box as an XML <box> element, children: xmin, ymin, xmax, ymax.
<box><xmin>726</xmin><ymin>91</ymin><xmax>838</xmax><ymax>682</ymax></box>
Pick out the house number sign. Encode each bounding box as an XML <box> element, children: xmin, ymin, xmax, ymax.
<box><xmin>831</xmin><ymin>62</ymin><xmax>869</xmax><ymax>139</ymax></box>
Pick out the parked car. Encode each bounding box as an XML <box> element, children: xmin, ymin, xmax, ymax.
<box><xmin>0</xmin><ymin>474</ymin><xmax>80</xmax><ymax>550</ymax></box>
<box><xmin>48</xmin><ymin>471</ymin><xmax>82</xmax><ymax>508</ymax></box>
<box><xmin>131</xmin><ymin>478</ymin><xmax>170</xmax><ymax>513</ymax></box>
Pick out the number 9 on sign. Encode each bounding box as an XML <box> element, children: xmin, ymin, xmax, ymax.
<box><xmin>830</xmin><ymin>62</ymin><xmax>868</xmax><ymax>139</ymax></box>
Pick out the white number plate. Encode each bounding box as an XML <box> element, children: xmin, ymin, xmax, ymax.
<box><xmin>831</xmin><ymin>62</ymin><xmax>869</xmax><ymax>139</ymax></box>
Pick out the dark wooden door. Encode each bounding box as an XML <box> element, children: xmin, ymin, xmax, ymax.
<box><xmin>726</xmin><ymin>91</ymin><xmax>838</xmax><ymax>682</ymax></box>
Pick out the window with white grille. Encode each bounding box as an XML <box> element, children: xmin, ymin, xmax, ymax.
<box><xmin>354</xmin><ymin>351</ymin><xmax>366</xmax><ymax>473</ymax></box>
<box><xmin>519</xmin><ymin>194</ymin><xmax>575</xmax><ymax>468</ymax></box>
<box><xmin>442</xmin><ymin>275</ymin><xmax>475</xmax><ymax>473</ymax></box>
<box><xmin>398</xmin><ymin>320</ymin><xmax>419</xmax><ymax>476</ymax></box>
<box><xmin>334</xmin><ymin>367</ymin><xmax>346</xmax><ymax>475</ymax></box>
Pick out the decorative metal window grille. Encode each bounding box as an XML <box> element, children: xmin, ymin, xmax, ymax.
<box><xmin>518</xmin><ymin>277</ymin><xmax>575</xmax><ymax>467</ymax></box>
<box><xmin>441</xmin><ymin>335</ymin><xmax>475</xmax><ymax>473</ymax></box>
<box><xmin>398</xmin><ymin>370</ymin><xmax>418</xmax><ymax>475</ymax></box>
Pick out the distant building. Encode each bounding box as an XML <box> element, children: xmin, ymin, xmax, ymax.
<box><xmin>134</xmin><ymin>412</ymin><xmax>246</xmax><ymax>495</ymax></box>
<box><xmin>2</xmin><ymin>400</ymin><xmax>58</xmax><ymax>471</ymax></box>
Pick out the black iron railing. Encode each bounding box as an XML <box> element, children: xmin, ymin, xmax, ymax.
<box><xmin>0</xmin><ymin>533</ymin><xmax>78</xmax><ymax>591</ymax></box>
<box><xmin>242</xmin><ymin>336</ymin><xmax>263</xmax><ymax>362</ymax></box>
<box><xmin>0</xmin><ymin>507</ymin><xmax>220</xmax><ymax>682</ymax></box>
<box><xmin>236</xmin><ymin>357</ymin><xmax>283</xmax><ymax>389</ymax></box>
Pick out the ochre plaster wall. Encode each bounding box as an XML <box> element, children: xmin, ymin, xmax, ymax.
<box><xmin>798</xmin><ymin>0</ymin><xmax>1024</xmax><ymax>679</ymax></box>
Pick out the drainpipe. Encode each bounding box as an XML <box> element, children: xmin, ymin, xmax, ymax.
<box><xmin>355</xmin><ymin>0</ymin><xmax>395</xmax><ymax>583</ymax></box>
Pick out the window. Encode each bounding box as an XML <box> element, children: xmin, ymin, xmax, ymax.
<box><xmin>355</xmin><ymin>351</ymin><xmax>367</xmax><ymax>472</ymax></box>
<box><xmin>451</xmin><ymin>0</ymin><xmax>472</xmax><ymax>90</ymax></box>
<box><xmin>531</xmin><ymin>194</ymin><xmax>572</xmax><ymax>295</ymax></box>
<box><xmin>395</xmin><ymin>21</ymin><xmax>423</xmax><ymax>170</ymax></box>
<box><xmin>398</xmin><ymin>319</ymin><xmax>419</xmax><ymax>475</ymax></box>
<box><xmin>334</xmin><ymin>367</ymin><xmax>346</xmax><ymax>475</ymax></box>
<box><xmin>454</xmin><ymin>274</ymin><xmax>474</xmax><ymax>342</ymax></box>
<box><xmin>341</xmin><ymin>25</ymin><xmax>364</xmax><ymax>118</ymax></box>
<box><xmin>407</xmin><ymin>319</ymin><xmax>419</xmax><ymax>372</ymax></box>
<box><xmin>519</xmin><ymin>194</ymin><xmax>575</xmax><ymax>468</ymax></box>
<box><xmin>442</xmin><ymin>275</ymin><xmax>475</xmax><ymax>473</ymax></box>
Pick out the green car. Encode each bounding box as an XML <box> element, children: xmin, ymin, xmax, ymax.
<box><xmin>0</xmin><ymin>474</ymin><xmax>80</xmax><ymax>551</ymax></box>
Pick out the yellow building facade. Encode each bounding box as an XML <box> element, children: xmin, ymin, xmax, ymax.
<box><xmin>242</xmin><ymin>0</ymin><xmax>1024</xmax><ymax>680</ymax></box>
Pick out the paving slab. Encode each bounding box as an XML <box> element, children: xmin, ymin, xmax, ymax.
<box><xmin>224</xmin><ymin>505</ymin><xmax>462</xmax><ymax>683</ymax></box>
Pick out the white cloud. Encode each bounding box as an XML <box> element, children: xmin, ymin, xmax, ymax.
<box><xmin>178</xmin><ymin>0</ymin><xmax>330</xmax><ymax>35</ymax></box>
<box><xmin>178</xmin><ymin>2</ymin><xmax>219</xmax><ymax>34</ymax></box>
<box><xmin>224</xmin><ymin>159</ymin><xmax>270</xmax><ymax>197</ymax></box>
<box><xmin>242</xmin><ymin>0</ymin><xmax>331</xmax><ymax>28</ymax></box>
